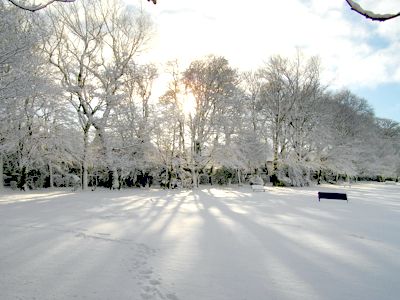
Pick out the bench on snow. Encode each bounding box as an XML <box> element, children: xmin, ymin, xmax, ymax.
<box><xmin>318</xmin><ymin>192</ymin><xmax>348</xmax><ymax>202</ymax></box>
<box><xmin>252</xmin><ymin>185</ymin><xmax>267</xmax><ymax>192</ymax></box>
<box><xmin>385</xmin><ymin>181</ymin><xmax>397</xmax><ymax>185</ymax></box>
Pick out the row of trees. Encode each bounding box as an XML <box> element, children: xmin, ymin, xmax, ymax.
<box><xmin>1</xmin><ymin>0</ymin><xmax>399</xmax><ymax>190</ymax></box>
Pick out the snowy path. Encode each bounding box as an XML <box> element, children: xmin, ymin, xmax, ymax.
<box><xmin>0</xmin><ymin>183</ymin><xmax>399</xmax><ymax>299</ymax></box>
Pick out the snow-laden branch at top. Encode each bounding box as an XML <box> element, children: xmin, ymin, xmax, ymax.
<box><xmin>147</xmin><ymin>0</ymin><xmax>398</xmax><ymax>22</ymax></box>
<box><xmin>7</xmin><ymin>0</ymin><xmax>75</xmax><ymax>12</ymax></box>
<box><xmin>345</xmin><ymin>0</ymin><xmax>400</xmax><ymax>21</ymax></box>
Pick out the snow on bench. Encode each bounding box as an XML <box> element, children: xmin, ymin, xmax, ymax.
<box><xmin>318</xmin><ymin>192</ymin><xmax>348</xmax><ymax>202</ymax></box>
<box><xmin>251</xmin><ymin>185</ymin><xmax>267</xmax><ymax>192</ymax></box>
<box><xmin>342</xmin><ymin>182</ymin><xmax>352</xmax><ymax>188</ymax></box>
<box><xmin>385</xmin><ymin>181</ymin><xmax>397</xmax><ymax>185</ymax></box>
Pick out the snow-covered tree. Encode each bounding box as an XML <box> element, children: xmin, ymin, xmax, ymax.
<box><xmin>182</xmin><ymin>55</ymin><xmax>238</xmax><ymax>187</ymax></box>
<box><xmin>108</xmin><ymin>63</ymin><xmax>158</xmax><ymax>187</ymax></box>
<box><xmin>153</xmin><ymin>103</ymin><xmax>185</xmax><ymax>188</ymax></box>
<box><xmin>0</xmin><ymin>3</ymin><xmax>67</xmax><ymax>189</ymax></box>
<box><xmin>316</xmin><ymin>90</ymin><xmax>376</xmax><ymax>181</ymax></box>
<box><xmin>208</xmin><ymin>90</ymin><xmax>243</xmax><ymax>184</ymax></box>
<box><xmin>373</xmin><ymin>118</ymin><xmax>400</xmax><ymax>178</ymax></box>
<box><xmin>3</xmin><ymin>0</ymin><xmax>399</xmax><ymax>189</ymax></box>
<box><xmin>255</xmin><ymin>52</ymin><xmax>325</xmax><ymax>186</ymax></box>
<box><xmin>238</xmin><ymin>71</ymin><xmax>270</xmax><ymax>173</ymax></box>
<box><xmin>43</xmin><ymin>0</ymin><xmax>154</xmax><ymax>189</ymax></box>
<box><xmin>160</xmin><ymin>60</ymin><xmax>187</xmax><ymax>156</ymax></box>
<box><xmin>156</xmin><ymin>60</ymin><xmax>191</xmax><ymax>188</ymax></box>
<box><xmin>283</xmin><ymin>55</ymin><xmax>325</xmax><ymax>186</ymax></box>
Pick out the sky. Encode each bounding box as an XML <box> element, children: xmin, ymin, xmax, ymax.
<box><xmin>127</xmin><ymin>0</ymin><xmax>400</xmax><ymax>122</ymax></box>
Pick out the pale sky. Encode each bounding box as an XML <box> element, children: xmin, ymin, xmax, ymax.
<box><xmin>127</xmin><ymin>0</ymin><xmax>400</xmax><ymax>121</ymax></box>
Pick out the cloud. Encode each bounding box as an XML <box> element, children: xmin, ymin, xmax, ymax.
<box><xmin>131</xmin><ymin>0</ymin><xmax>400</xmax><ymax>90</ymax></box>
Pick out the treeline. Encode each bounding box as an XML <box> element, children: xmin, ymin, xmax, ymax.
<box><xmin>0</xmin><ymin>0</ymin><xmax>399</xmax><ymax>190</ymax></box>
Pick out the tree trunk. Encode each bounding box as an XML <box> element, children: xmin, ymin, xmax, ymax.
<box><xmin>272</xmin><ymin>130</ymin><xmax>279</xmax><ymax>174</ymax></box>
<box><xmin>0</xmin><ymin>154</ymin><xmax>3</xmax><ymax>191</ymax></box>
<box><xmin>191</xmin><ymin>167</ymin><xmax>198</xmax><ymax>188</ymax></box>
<box><xmin>82</xmin><ymin>165</ymin><xmax>88</xmax><ymax>190</ymax></box>
<box><xmin>237</xmin><ymin>169</ymin><xmax>242</xmax><ymax>186</ymax></box>
<box><xmin>190</xmin><ymin>135</ymin><xmax>197</xmax><ymax>188</ymax></box>
<box><xmin>109</xmin><ymin>166</ymin><xmax>119</xmax><ymax>189</ymax></box>
<box><xmin>166</xmin><ymin>165</ymin><xmax>170</xmax><ymax>189</ymax></box>
<box><xmin>179</xmin><ymin>120</ymin><xmax>186</xmax><ymax>154</ymax></box>
<box><xmin>49</xmin><ymin>162</ymin><xmax>54</xmax><ymax>188</ymax></box>
<box><xmin>317</xmin><ymin>169</ymin><xmax>322</xmax><ymax>185</ymax></box>
<box><xmin>96</xmin><ymin>126</ymin><xmax>119</xmax><ymax>189</ymax></box>
<box><xmin>18</xmin><ymin>166</ymin><xmax>27</xmax><ymax>190</ymax></box>
<box><xmin>82</xmin><ymin>128</ymin><xmax>89</xmax><ymax>190</ymax></box>
<box><xmin>271</xmin><ymin>130</ymin><xmax>280</xmax><ymax>187</ymax></box>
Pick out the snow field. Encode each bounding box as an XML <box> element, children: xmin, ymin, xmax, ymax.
<box><xmin>0</xmin><ymin>183</ymin><xmax>399</xmax><ymax>300</ymax></box>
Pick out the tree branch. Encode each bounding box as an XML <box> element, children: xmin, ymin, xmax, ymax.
<box><xmin>7</xmin><ymin>0</ymin><xmax>75</xmax><ymax>12</ymax></box>
<box><xmin>345</xmin><ymin>0</ymin><xmax>400</xmax><ymax>21</ymax></box>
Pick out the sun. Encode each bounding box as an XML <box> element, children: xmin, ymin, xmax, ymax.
<box><xmin>181</xmin><ymin>92</ymin><xmax>197</xmax><ymax>116</ymax></box>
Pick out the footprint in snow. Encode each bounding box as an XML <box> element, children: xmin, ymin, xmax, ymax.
<box><xmin>139</xmin><ymin>268</ymin><xmax>153</xmax><ymax>275</ymax></box>
<box><xmin>149</xmin><ymin>279</ymin><xmax>161</xmax><ymax>285</ymax></box>
<box><xmin>166</xmin><ymin>294</ymin><xmax>179</xmax><ymax>300</ymax></box>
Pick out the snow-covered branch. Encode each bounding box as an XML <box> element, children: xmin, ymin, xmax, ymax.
<box><xmin>345</xmin><ymin>0</ymin><xmax>400</xmax><ymax>21</ymax></box>
<box><xmin>7</xmin><ymin>0</ymin><xmax>75</xmax><ymax>12</ymax></box>
<box><xmin>148</xmin><ymin>0</ymin><xmax>398</xmax><ymax>22</ymax></box>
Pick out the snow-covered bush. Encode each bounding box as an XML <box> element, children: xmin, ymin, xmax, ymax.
<box><xmin>53</xmin><ymin>175</ymin><xmax>65</xmax><ymax>187</ymax></box>
<box><xmin>10</xmin><ymin>181</ymin><xmax>17</xmax><ymax>190</ymax></box>
<box><xmin>213</xmin><ymin>167</ymin><xmax>235</xmax><ymax>185</ymax></box>
<box><xmin>249</xmin><ymin>175</ymin><xmax>264</xmax><ymax>186</ymax></box>
<box><xmin>198</xmin><ymin>174</ymin><xmax>210</xmax><ymax>185</ymax></box>
<box><xmin>287</xmin><ymin>165</ymin><xmax>312</xmax><ymax>187</ymax></box>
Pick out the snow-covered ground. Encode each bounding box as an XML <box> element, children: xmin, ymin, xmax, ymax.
<box><xmin>1</xmin><ymin>183</ymin><xmax>399</xmax><ymax>300</ymax></box>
